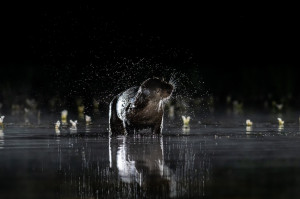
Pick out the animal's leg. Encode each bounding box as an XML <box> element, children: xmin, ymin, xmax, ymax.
<box><xmin>152</xmin><ymin>119</ymin><xmax>163</xmax><ymax>135</ymax></box>
<box><xmin>109</xmin><ymin>96</ymin><xmax>125</xmax><ymax>136</ymax></box>
<box><xmin>124</xmin><ymin>121</ymin><xmax>134</xmax><ymax>135</ymax></box>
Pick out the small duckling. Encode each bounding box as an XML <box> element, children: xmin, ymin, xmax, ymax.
<box><xmin>182</xmin><ymin>116</ymin><xmax>190</xmax><ymax>127</ymax></box>
<box><xmin>246</xmin><ymin>119</ymin><xmax>253</xmax><ymax>126</ymax></box>
<box><xmin>168</xmin><ymin>105</ymin><xmax>175</xmax><ymax>118</ymax></box>
<box><xmin>85</xmin><ymin>115</ymin><xmax>91</xmax><ymax>125</ymax></box>
<box><xmin>70</xmin><ymin>120</ymin><xmax>78</xmax><ymax>129</ymax></box>
<box><xmin>55</xmin><ymin>120</ymin><xmax>61</xmax><ymax>129</ymax></box>
<box><xmin>277</xmin><ymin>118</ymin><xmax>284</xmax><ymax>125</ymax></box>
<box><xmin>78</xmin><ymin>105</ymin><xmax>84</xmax><ymax>114</ymax></box>
<box><xmin>276</xmin><ymin>104</ymin><xmax>283</xmax><ymax>111</ymax></box>
<box><xmin>61</xmin><ymin>110</ymin><xmax>68</xmax><ymax>120</ymax></box>
<box><xmin>0</xmin><ymin>116</ymin><xmax>4</xmax><ymax>127</ymax></box>
<box><xmin>93</xmin><ymin>99</ymin><xmax>99</xmax><ymax>109</ymax></box>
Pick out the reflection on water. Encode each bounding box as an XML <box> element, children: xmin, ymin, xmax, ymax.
<box><xmin>182</xmin><ymin>126</ymin><xmax>191</xmax><ymax>134</ymax></box>
<box><xmin>56</xmin><ymin>135</ymin><xmax>210</xmax><ymax>198</ymax></box>
<box><xmin>1</xmin><ymin>114</ymin><xmax>300</xmax><ymax>198</ymax></box>
<box><xmin>246</xmin><ymin>126</ymin><xmax>253</xmax><ymax>134</ymax></box>
<box><xmin>278</xmin><ymin>124</ymin><xmax>284</xmax><ymax>132</ymax></box>
<box><xmin>109</xmin><ymin>136</ymin><xmax>177</xmax><ymax>197</ymax></box>
<box><xmin>85</xmin><ymin>125</ymin><xmax>91</xmax><ymax>133</ymax></box>
<box><xmin>55</xmin><ymin>128</ymin><xmax>60</xmax><ymax>135</ymax></box>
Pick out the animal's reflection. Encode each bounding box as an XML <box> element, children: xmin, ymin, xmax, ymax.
<box><xmin>109</xmin><ymin>136</ymin><xmax>176</xmax><ymax>197</ymax></box>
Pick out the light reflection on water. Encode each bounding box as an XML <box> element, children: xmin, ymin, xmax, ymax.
<box><xmin>110</xmin><ymin>136</ymin><xmax>177</xmax><ymax>197</ymax></box>
<box><xmin>0</xmin><ymin>114</ymin><xmax>300</xmax><ymax>198</ymax></box>
<box><xmin>0</xmin><ymin>129</ymin><xmax>4</xmax><ymax>149</ymax></box>
<box><xmin>56</xmin><ymin>134</ymin><xmax>210</xmax><ymax>198</ymax></box>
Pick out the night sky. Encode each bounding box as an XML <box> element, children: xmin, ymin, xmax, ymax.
<box><xmin>1</xmin><ymin>4</ymin><xmax>299</xmax><ymax>110</ymax></box>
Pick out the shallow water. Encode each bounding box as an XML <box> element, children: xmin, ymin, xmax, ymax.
<box><xmin>0</xmin><ymin>112</ymin><xmax>300</xmax><ymax>198</ymax></box>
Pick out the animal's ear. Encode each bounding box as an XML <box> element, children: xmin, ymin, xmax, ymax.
<box><xmin>154</xmin><ymin>76</ymin><xmax>164</xmax><ymax>81</ymax></box>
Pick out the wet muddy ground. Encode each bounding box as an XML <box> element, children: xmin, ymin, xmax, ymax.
<box><xmin>0</xmin><ymin>112</ymin><xmax>300</xmax><ymax>198</ymax></box>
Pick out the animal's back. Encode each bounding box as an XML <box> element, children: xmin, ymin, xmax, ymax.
<box><xmin>116</xmin><ymin>86</ymin><xmax>139</xmax><ymax>119</ymax></box>
<box><xmin>109</xmin><ymin>87</ymin><xmax>138</xmax><ymax>135</ymax></box>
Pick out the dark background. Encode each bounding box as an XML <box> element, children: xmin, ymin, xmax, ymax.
<box><xmin>1</xmin><ymin>4</ymin><xmax>299</xmax><ymax>111</ymax></box>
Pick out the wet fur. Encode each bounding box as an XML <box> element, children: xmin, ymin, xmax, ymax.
<box><xmin>109</xmin><ymin>78</ymin><xmax>173</xmax><ymax>135</ymax></box>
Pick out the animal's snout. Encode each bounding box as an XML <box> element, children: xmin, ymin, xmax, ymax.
<box><xmin>166</xmin><ymin>84</ymin><xmax>173</xmax><ymax>94</ymax></box>
<box><xmin>162</xmin><ymin>83</ymin><xmax>173</xmax><ymax>98</ymax></box>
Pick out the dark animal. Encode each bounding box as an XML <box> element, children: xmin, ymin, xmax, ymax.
<box><xmin>109</xmin><ymin>78</ymin><xmax>173</xmax><ymax>135</ymax></box>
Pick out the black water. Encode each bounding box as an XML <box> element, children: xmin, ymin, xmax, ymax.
<box><xmin>0</xmin><ymin>113</ymin><xmax>300</xmax><ymax>198</ymax></box>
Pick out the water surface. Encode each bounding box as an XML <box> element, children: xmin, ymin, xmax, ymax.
<box><xmin>0</xmin><ymin>113</ymin><xmax>300</xmax><ymax>198</ymax></box>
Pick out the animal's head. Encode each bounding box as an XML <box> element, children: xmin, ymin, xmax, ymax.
<box><xmin>140</xmin><ymin>77</ymin><xmax>173</xmax><ymax>99</ymax></box>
